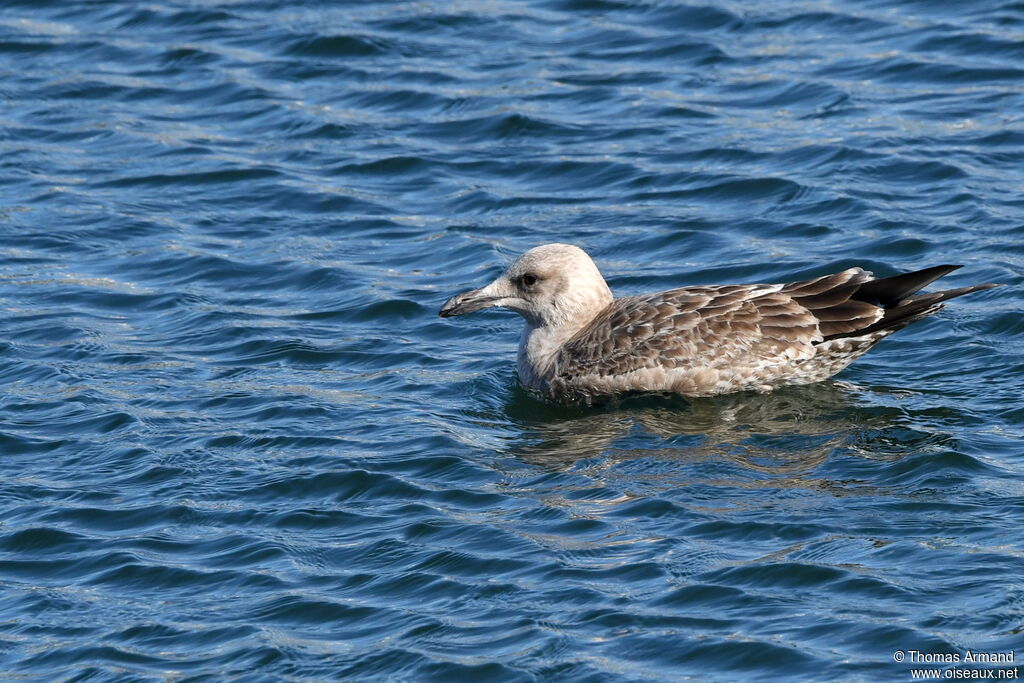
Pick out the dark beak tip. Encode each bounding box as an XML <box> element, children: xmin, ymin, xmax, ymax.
<box><xmin>438</xmin><ymin>296</ymin><xmax>462</xmax><ymax>318</ymax></box>
<box><xmin>439</xmin><ymin>289</ymin><xmax>494</xmax><ymax>318</ymax></box>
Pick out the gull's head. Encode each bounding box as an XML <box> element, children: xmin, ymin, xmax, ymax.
<box><xmin>439</xmin><ymin>243</ymin><xmax>613</xmax><ymax>327</ymax></box>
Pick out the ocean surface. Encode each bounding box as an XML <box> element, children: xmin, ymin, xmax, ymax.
<box><xmin>1</xmin><ymin>0</ymin><xmax>1022</xmax><ymax>680</ymax></box>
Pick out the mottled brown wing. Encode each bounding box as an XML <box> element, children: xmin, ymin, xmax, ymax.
<box><xmin>554</xmin><ymin>288</ymin><xmax>710</xmax><ymax>380</ymax></box>
<box><xmin>555</xmin><ymin>268</ymin><xmax>886</xmax><ymax>383</ymax></box>
<box><xmin>554</xmin><ymin>285</ymin><xmax>802</xmax><ymax>381</ymax></box>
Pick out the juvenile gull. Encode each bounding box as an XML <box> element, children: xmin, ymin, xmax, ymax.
<box><xmin>439</xmin><ymin>244</ymin><xmax>999</xmax><ymax>403</ymax></box>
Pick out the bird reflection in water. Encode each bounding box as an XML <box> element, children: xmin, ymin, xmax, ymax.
<box><xmin>496</xmin><ymin>380</ymin><xmax>945</xmax><ymax>499</ymax></box>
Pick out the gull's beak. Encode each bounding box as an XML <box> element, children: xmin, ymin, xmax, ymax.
<box><xmin>439</xmin><ymin>287</ymin><xmax>502</xmax><ymax>317</ymax></box>
<box><xmin>439</xmin><ymin>279</ymin><xmax>513</xmax><ymax>318</ymax></box>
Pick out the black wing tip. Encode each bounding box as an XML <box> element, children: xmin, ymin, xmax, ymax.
<box><xmin>854</xmin><ymin>264</ymin><xmax>971</xmax><ymax>309</ymax></box>
<box><xmin>955</xmin><ymin>282</ymin><xmax>1002</xmax><ymax>298</ymax></box>
<box><xmin>815</xmin><ymin>270</ymin><xmax>1000</xmax><ymax>342</ymax></box>
<box><xmin>896</xmin><ymin>264</ymin><xmax>963</xmax><ymax>281</ymax></box>
<box><xmin>932</xmin><ymin>264</ymin><xmax>962</xmax><ymax>278</ymax></box>
<box><xmin>920</xmin><ymin>281</ymin><xmax>1003</xmax><ymax>301</ymax></box>
<box><xmin>890</xmin><ymin>264</ymin><xmax>962</xmax><ymax>277</ymax></box>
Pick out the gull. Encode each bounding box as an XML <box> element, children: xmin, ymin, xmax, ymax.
<box><xmin>439</xmin><ymin>244</ymin><xmax>998</xmax><ymax>403</ymax></box>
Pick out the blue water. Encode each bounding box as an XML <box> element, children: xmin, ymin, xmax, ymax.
<box><xmin>1</xmin><ymin>1</ymin><xmax>1022</xmax><ymax>680</ymax></box>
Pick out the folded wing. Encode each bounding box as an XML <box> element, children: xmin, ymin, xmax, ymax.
<box><xmin>552</xmin><ymin>265</ymin><xmax>996</xmax><ymax>398</ymax></box>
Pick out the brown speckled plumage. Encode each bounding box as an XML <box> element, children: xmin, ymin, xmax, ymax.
<box><xmin>439</xmin><ymin>244</ymin><xmax>999</xmax><ymax>404</ymax></box>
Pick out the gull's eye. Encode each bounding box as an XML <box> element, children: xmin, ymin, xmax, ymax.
<box><xmin>521</xmin><ymin>273</ymin><xmax>538</xmax><ymax>287</ymax></box>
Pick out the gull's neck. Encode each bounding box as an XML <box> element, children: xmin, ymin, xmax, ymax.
<box><xmin>518</xmin><ymin>323</ymin><xmax>577</xmax><ymax>391</ymax></box>
<box><xmin>516</xmin><ymin>282</ymin><xmax>614</xmax><ymax>391</ymax></box>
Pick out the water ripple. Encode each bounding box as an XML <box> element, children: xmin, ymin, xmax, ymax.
<box><xmin>0</xmin><ymin>0</ymin><xmax>1021</xmax><ymax>680</ymax></box>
